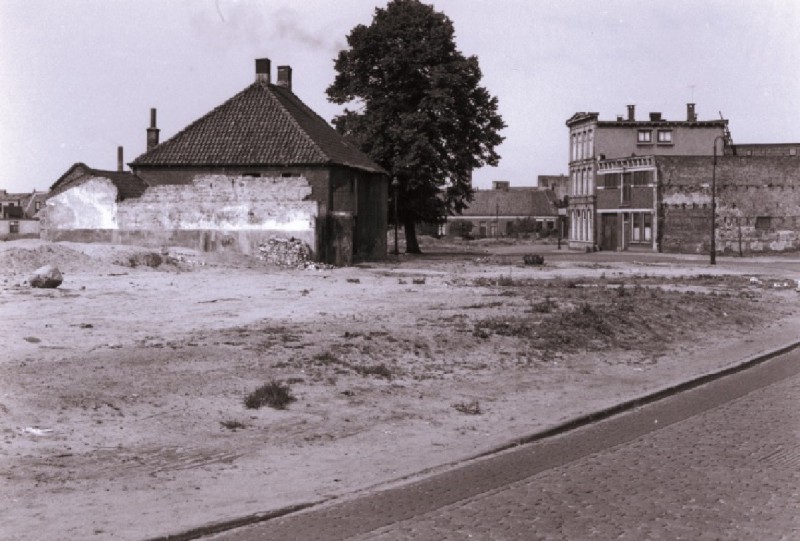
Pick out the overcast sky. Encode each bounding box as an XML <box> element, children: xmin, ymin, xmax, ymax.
<box><xmin>1</xmin><ymin>0</ymin><xmax>798</xmax><ymax>194</ymax></box>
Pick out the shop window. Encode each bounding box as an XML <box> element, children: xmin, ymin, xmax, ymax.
<box><xmin>630</xmin><ymin>212</ymin><xmax>652</xmax><ymax>243</ymax></box>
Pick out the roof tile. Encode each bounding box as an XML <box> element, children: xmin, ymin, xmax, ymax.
<box><xmin>130</xmin><ymin>83</ymin><xmax>384</xmax><ymax>174</ymax></box>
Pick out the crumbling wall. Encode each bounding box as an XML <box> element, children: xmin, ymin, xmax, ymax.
<box><xmin>43</xmin><ymin>175</ymin><xmax>319</xmax><ymax>257</ymax></box>
<box><xmin>658</xmin><ymin>156</ymin><xmax>800</xmax><ymax>254</ymax></box>
<box><xmin>42</xmin><ymin>178</ymin><xmax>119</xmax><ymax>231</ymax></box>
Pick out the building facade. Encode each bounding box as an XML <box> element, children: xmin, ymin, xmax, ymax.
<box><xmin>44</xmin><ymin>58</ymin><xmax>388</xmax><ymax>265</ymax></box>
<box><xmin>566</xmin><ymin>104</ymin><xmax>727</xmax><ymax>251</ymax></box>
<box><xmin>1</xmin><ymin>189</ymin><xmax>47</xmax><ymax>240</ymax></box>
<box><xmin>446</xmin><ymin>181</ymin><xmax>558</xmax><ymax>238</ymax></box>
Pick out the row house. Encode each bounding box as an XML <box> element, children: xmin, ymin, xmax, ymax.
<box><xmin>565</xmin><ymin>104</ymin><xmax>727</xmax><ymax>251</ymax></box>
<box><xmin>446</xmin><ymin>181</ymin><xmax>559</xmax><ymax>238</ymax></box>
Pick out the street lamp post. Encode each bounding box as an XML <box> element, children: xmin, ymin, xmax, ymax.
<box><xmin>391</xmin><ymin>177</ymin><xmax>400</xmax><ymax>255</ymax></box>
<box><xmin>710</xmin><ymin>135</ymin><xmax>726</xmax><ymax>265</ymax></box>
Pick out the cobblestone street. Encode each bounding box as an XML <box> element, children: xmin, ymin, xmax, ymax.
<box><xmin>210</xmin><ymin>350</ymin><xmax>800</xmax><ymax>541</ymax></box>
<box><xmin>354</xmin><ymin>369</ymin><xmax>800</xmax><ymax>540</ymax></box>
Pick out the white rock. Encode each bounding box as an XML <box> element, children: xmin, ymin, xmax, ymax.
<box><xmin>29</xmin><ymin>265</ymin><xmax>63</xmax><ymax>288</ymax></box>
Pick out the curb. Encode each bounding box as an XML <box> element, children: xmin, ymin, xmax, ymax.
<box><xmin>145</xmin><ymin>339</ymin><xmax>800</xmax><ymax>541</ymax></box>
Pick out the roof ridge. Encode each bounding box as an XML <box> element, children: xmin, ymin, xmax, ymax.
<box><xmin>128</xmin><ymin>80</ymin><xmax>384</xmax><ymax>173</ymax></box>
<box><xmin>264</xmin><ymin>85</ymin><xmax>330</xmax><ymax>163</ymax></box>
<box><xmin>270</xmin><ymin>85</ymin><xmax>371</xmax><ymax>163</ymax></box>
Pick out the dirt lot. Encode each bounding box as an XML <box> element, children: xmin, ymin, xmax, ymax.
<box><xmin>1</xmin><ymin>238</ymin><xmax>799</xmax><ymax>540</ymax></box>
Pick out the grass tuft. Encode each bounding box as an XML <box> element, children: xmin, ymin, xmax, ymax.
<box><xmin>244</xmin><ymin>381</ymin><xmax>296</xmax><ymax>410</ymax></box>
<box><xmin>453</xmin><ymin>400</ymin><xmax>482</xmax><ymax>415</ymax></box>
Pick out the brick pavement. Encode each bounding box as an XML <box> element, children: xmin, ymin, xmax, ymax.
<box><xmin>353</xmin><ymin>369</ymin><xmax>800</xmax><ymax>540</ymax></box>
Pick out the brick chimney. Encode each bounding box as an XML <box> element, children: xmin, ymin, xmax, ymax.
<box><xmin>117</xmin><ymin>146</ymin><xmax>124</xmax><ymax>172</ymax></box>
<box><xmin>687</xmin><ymin>103</ymin><xmax>697</xmax><ymax>121</ymax></box>
<box><xmin>146</xmin><ymin>108</ymin><xmax>160</xmax><ymax>151</ymax></box>
<box><xmin>627</xmin><ymin>105</ymin><xmax>635</xmax><ymax>121</ymax></box>
<box><xmin>255</xmin><ymin>58</ymin><xmax>271</xmax><ymax>84</ymax></box>
<box><xmin>277</xmin><ymin>65</ymin><xmax>292</xmax><ymax>91</ymax></box>
<box><xmin>649</xmin><ymin>112</ymin><xmax>662</xmax><ymax>121</ymax></box>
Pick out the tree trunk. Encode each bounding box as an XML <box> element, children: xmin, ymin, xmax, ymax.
<box><xmin>404</xmin><ymin>219</ymin><xmax>422</xmax><ymax>254</ymax></box>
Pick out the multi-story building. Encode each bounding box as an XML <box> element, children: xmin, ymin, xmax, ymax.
<box><xmin>565</xmin><ymin>104</ymin><xmax>727</xmax><ymax>251</ymax></box>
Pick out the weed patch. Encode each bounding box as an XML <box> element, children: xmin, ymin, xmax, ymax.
<box><xmin>220</xmin><ymin>420</ymin><xmax>246</xmax><ymax>431</ymax></box>
<box><xmin>453</xmin><ymin>400</ymin><xmax>482</xmax><ymax>415</ymax></box>
<box><xmin>355</xmin><ymin>363</ymin><xmax>393</xmax><ymax>379</ymax></box>
<box><xmin>244</xmin><ymin>381</ymin><xmax>296</xmax><ymax>410</ymax></box>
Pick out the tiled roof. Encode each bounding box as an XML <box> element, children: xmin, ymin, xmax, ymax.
<box><xmin>130</xmin><ymin>82</ymin><xmax>385</xmax><ymax>174</ymax></box>
<box><xmin>461</xmin><ymin>188</ymin><xmax>558</xmax><ymax>217</ymax></box>
<box><xmin>49</xmin><ymin>163</ymin><xmax>148</xmax><ymax>201</ymax></box>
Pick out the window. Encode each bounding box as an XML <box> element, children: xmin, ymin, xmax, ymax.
<box><xmin>657</xmin><ymin>130</ymin><xmax>673</xmax><ymax>143</ymax></box>
<box><xmin>637</xmin><ymin>130</ymin><xmax>652</xmax><ymax>143</ymax></box>
<box><xmin>632</xmin><ymin>170</ymin><xmax>652</xmax><ymax>186</ymax></box>
<box><xmin>9</xmin><ymin>221</ymin><xmax>19</xmax><ymax>234</ymax></box>
<box><xmin>630</xmin><ymin>212</ymin><xmax>653</xmax><ymax>243</ymax></box>
<box><xmin>621</xmin><ymin>173</ymin><xmax>632</xmax><ymax>204</ymax></box>
<box><xmin>755</xmin><ymin>216</ymin><xmax>772</xmax><ymax>231</ymax></box>
<box><xmin>601</xmin><ymin>173</ymin><xmax>620</xmax><ymax>188</ymax></box>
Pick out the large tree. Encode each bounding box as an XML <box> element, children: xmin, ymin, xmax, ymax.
<box><xmin>327</xmin><ymin>0</ymin><xmax>505</xmax><ymax>253</ymax></box>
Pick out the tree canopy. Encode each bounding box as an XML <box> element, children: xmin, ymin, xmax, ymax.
<box><xmin>327</xmin><ymin>0</ymin><xmax>505</xmax><ymax>253</ymax></box>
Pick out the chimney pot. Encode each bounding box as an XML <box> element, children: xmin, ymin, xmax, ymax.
<box><xmin>277</xmin><ymin>65</ymin><xmax>292</xmax><ymax>91</ymax></box>
<box><xmin>687</xmin><ymin>103</ymin><xmax>697</xmax><ymax>122</ymax></box>
<box><xmin>117</xmin><ymin>146</ymin><xmax>124</xmax><ymax>172</ymax></box>
<box><xmin>255</xmin><ymin>58</ymin><xmax>271</xmax><ymax>84</ymax></box>
<box><xmin>627</xmin><ymin>104</ymin><xmax>635</xmax><ymax>121</ymax></box>
<box><xmin>146</xmin><ymin>108</ymin><xmax>160</xmax><ymax>151</ymax></box>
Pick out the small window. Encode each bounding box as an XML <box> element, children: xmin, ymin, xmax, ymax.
<box><xmin>755</xmin><ymin>216</ymin><xmax>772</xmax><ymax>231</ymax></box>
<box><xmin>637</xmin><ymin>130</ymin><xmax>652</xmax><ymax>143</ymax></box>
<box><xmin>790</xmin><ymin>148</ymin><xmax>797</xmax><ymax>156</ymax></box>
<box><xmin>657</xmin><ymin>130</ymin><xmax>673</xmax><ymax>143</ymax></box>
<box><xmin>9</xmin><ymin>221</ymin><xmax>19</xmax><ymax>234</ymax></box>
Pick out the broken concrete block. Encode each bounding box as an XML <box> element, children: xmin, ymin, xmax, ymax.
<box><xmin>29</xmin><ymin>265</ymin><xmax>63</xmax><ymax>288</ymax></box>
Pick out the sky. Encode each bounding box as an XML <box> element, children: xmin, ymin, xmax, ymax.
<box><xmin>1</xmin><ymin>0</ymin><xmax>799</xmax><ymax>194</ymax></box>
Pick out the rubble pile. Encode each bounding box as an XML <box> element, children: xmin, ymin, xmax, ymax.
<box><xmin>257</xmin><ymin>237</ymin><xmax>312</xmax><ymax>268</ymax></box>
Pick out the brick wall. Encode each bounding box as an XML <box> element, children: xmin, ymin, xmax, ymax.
<box><xmin>657</xmin><ymin>155</ymin><xmax>800</xmax><ymax>254</ymax></box>
<box><xmin>43</xmin><ymin>175</ymin><xmax>318</xmax><ymax>256</ymax></box>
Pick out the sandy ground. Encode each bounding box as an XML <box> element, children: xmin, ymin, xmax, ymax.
<box><xmin>1</xmin><ymin>238</ymin><xmax>799</xmax><ymax>541</ymax></box>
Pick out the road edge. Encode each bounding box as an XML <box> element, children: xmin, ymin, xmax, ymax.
<box><xmin>145</xmin><ymin>339</ymin><xmax>800</xmax><ymax>541</ymax></box>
